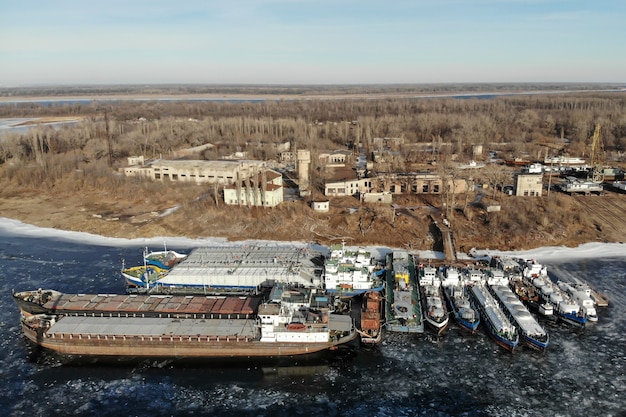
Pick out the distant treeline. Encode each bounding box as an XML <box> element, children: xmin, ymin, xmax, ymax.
<box><xmin>1</xmin><ymin>91</ymin><xmax>625</xmax><ymax>189</ymax></box>
<box><xmin>1</xmin><ymin>82</ymin><xmax>623</xmax><ymax>98</ymax></box>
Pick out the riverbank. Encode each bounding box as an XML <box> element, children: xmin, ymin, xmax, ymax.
<box><xmin>1</xmin><ymin>185</ymin><xmax>625</xmax><ymax>252</ymax></box>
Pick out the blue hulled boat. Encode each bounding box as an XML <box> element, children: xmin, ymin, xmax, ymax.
<box><xmin>469</xmin><ymin>282</ymin><xmax>519</xmax><ymax>352</ymax></box>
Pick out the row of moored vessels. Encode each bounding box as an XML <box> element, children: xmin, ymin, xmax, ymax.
<box><xmin>13</xmin><ymin>244</ymin><xmax>605</xmax><ymax>359</ymax></box>
<box><xmin>383</xmin><ymin>253</ymin><xmax>605</xmax><ymax>353</ymax></box>
<box><xmin>14</xmin><ymin>285</ymin><xmax>357</xmax><ymax>359</ymax></box>
<box><xmin>14</xmin><ymin>244</ymin><xmax>361</xmax><ymax>360</ymax></box>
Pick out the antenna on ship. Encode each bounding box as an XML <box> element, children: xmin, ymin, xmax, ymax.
<box><xmin>143</xmin><ymin>250</ymin><xmax>150</xmax><ymax>291</ymax></box>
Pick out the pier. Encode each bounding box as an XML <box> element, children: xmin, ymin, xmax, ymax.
<box><xmin>431</xmin><ymin>216</ymin><xmax>457</xmax><ymax>262</ymax></box>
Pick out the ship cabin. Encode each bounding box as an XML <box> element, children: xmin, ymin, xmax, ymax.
<box><xmin>419</xmin><ymin>266</ymin><xmax>440</xmax><ymax>287</ymax></box>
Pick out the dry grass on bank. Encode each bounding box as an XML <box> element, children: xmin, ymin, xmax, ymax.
<box><xmin>0</xmin><ymin>162</ymin><xmax>621</xmax><ymax>251</ymax></box>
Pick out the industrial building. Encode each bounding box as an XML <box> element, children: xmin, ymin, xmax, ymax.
<box><xmin>325</xmin><ymin>173</ymin><xmax>467</xmax><ymax>197</ymax></box>
<box><xmin>223</xmin><ymin>169</ymin><xmax>284</xmax><ymax>207</ymax></box>
<box><xmin>514</xmin><ymin>172</ymin><xmax>543</xmax><ymax>196</ymax></box>
<box><xmin>318</xmin><ymin>150</ymin><xmax>353</xmax><ymax>167</ymax></box>
<box><xmin>120</xmin><ymin>157</ymin><xmax>266</xmax><ymax>185</ymax></box>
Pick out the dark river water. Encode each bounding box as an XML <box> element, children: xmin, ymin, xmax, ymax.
<box><xmin>0</xmin><ymin>221</ymin><xmax>624</xmax><ymax>417</ymax></box>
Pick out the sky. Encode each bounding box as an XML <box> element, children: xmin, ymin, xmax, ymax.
<box><xmin>1</xmin><ymin>0</ymin><xmax>625</xmax><ymax>86</ymax></box>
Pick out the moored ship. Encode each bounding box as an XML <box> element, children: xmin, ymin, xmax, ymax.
<box><xmin>323</xmin><ymin>242</ymin><xmax>384</xmax><ymax>296</ymax></box>
<box><xmin>121</xmin><ymin>264</ymin><xmax>168</xmax><ymax>288</ymax></box>
<box><xmin>557</xmin><ymin>281</ymin><xmax>598</xmax><ymax>322</ymax></box>
<box><xmin>488</xmin><ymin>284</ymin><xmax>549</xmax><ymax>351</ymax></box>
<box><xmin>521</xmin><ymin>259</ymin><xmax>587</xmax><ymax>328</ymax></box>
<box><xmin>143</xmin><ymin>246</ymin><xmax>187</xmax><ymax>270</ymax></box>
<box><xmin>358</xmin><ymin>290</ymin><xmax>384</xmax><ymax>344</ymax></box>
<box><xmin>468</xmin><ymin>282</ymin><xmax>519</xmax><ymax>352</ymax></box>
<box><xmin>385</xmin><ymin>251</ymin><xmax>423</xmax><ymax>333</ymax></box>
<box><xmin>142</xmin><ymin>245</ymin><xmax>323</xmax><ymax>294</ymax></box>
<box><xmin>510</xmin><ymin>278</ymin><xmax>556</xmax><ymax>322</ymax></box>
<box><xmin>16</xmin><ymin>286</ymin><xmax>357</xmax><ymax>359</ymax></box>
<box><xmin>418</xmin><ymin>265</ymin><xmax>449</xmax><ymax>335</ymax></box>
<box><xmin>529</xmin><ymin>275</ymin><xmax>587</xmax><ymax>328</ymax></box>
<box><xmin>441</xmin><ymin>267</ymin><xmax>480</xmax><ymax>334</ymax></box>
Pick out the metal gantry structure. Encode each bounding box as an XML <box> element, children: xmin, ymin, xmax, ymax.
<box><xmin>590</xmin><ymin>124</ymin><xmax>604</xmax><ymax>183</ymax></box>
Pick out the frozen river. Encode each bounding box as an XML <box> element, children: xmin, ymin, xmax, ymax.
<box><xmin>0</xmin><ymin>219</ymin><xmax>624</xmax><ymax>416</ymax></box>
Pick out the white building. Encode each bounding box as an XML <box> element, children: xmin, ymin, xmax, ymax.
<box><xmin>325</xmin><ymin>178</ymin><xmax>374</xmax><ymax>197</ymax></box>
<box><xmin>318</xmin><ymin>150</ymin><xmax>352</xmax><ymax>166</ymax></box>
<box><xmin>120</xmin><ymin>158</ymin><xmax>266</xmax><ymax>185</ymax></box>
<box><xmin>223</xmin><ymin>169</ymin><xmax>284</xmax><ymax>207</ymax></box>
<box><xmin>515</xmin><ymin>173</ymin><xmax>543</xmax><ymax>196</ymax></box>
<box><xmin>325</xmin><ymin>173</ymin><xmax>467</xmax><ymax>197</ymax></box>
<box><xmin>311</xmin><ymin>201</ymin><xmax>330</xmax><ymax>212</ymax></box>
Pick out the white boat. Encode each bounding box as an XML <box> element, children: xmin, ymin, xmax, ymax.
<box><xmin>530</xmin><ymin>275</ymin><xmax>587</xmax><ymax>328</ymax></box>
<box><xmin>465</xmin><ymin>268</ymin><xmax>486</xmax><ymax>283</ymax></box>
<box><xmin>418</xmin><ymin>266</ymin><xmax>449</xmax><ymax>335</ymax></box>
<box><xmin>485</xmin><ymin>268</ymin><xmax>508</xmax><ymax>286</ymax></box>
<box><xmin>522</xmin><ymin>259</ymin><xmax>547</xmax><ymax>280</ymax></box>
<box><xmin>557</xmin><ymin>281</ymin><xmax>598</xmax><ymax>322</ymax></box>
<box><xmin>324</xmin><ymin>242</ymin><xmax>383</xmax><ymax>296</ymax></box>
<box><xmin>441</xmin><ymin>267</ymin><xmax>479</xmax><ymax>333</ymax></box>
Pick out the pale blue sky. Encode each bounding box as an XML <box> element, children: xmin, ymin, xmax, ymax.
<box><xmin>1</xmin><ymin>0</ymin><xmax>625</xmax><ymax>85</ymax></box>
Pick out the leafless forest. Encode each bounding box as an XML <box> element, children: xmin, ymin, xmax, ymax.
<box><xmin>1</xmin><ymin>85</ymin><xmax>625</xmax><ymax>249</ymax></box>
<box><xmin>1</xmin><ymin>88</ymin><xmax>625</xmax><ymax>184</ymax></box>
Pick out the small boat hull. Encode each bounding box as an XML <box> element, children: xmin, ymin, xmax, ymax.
<box><xmin>524</xmin><ymin>335</ymin><xmax>549</xmax><ymax>352</ymax></box>
<box><xmin>559</xmin><ymin>313</ymin><xmax>587</xmax><ymax>328</ymax></box>
<box><xmin>455</xmin><ymin>315</ymin><xmax>480</xmax><ymax>334</ymax></box>
<box><xmin>121</xmin><ymin>265</ymin><xmax>168</xmax><ymax>288</ymax></box>
<box><xmin>424</xmin><ymin>316</ymin><xmax>449</xmax><ymax>336</ymax></box>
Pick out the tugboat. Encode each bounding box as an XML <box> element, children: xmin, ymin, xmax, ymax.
<box><xmin>358</xmin><ymin>290</ymin><xmax>384</xmax><ymax>344</ymax></box>
<box><xmin>418</xmin><ymin>265</ymin><xmax>449</xmax><ymax>335</ymax></box>
<box><xmin>510</xmin><ymin>277</ymin><xmax>556</xmax><ymax>322</ymax></box>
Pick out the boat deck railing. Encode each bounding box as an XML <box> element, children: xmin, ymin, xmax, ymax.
<box><xmin>59</xmin><ymin>311</ymin><xmax>255</xmax><ymax>320</ymax></box>
<box><xmin>45</xmin><ymin>333</ymin><xmax>255</xmax><ymax>343</ymax></box>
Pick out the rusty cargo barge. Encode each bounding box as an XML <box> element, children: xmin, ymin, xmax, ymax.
<box><xmin>15</xmin><ymin>287</ymin><xmax>357</xmax><ymax>359</ymax></box>
<box><xmin>13</xmin><ymin>289</ymin><xmax>260</xmax><ymax>319</ymax></box>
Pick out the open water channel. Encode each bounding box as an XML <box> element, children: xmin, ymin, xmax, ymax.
<box><xmin>0</xmin><ymin>220</ymin><xmax>624</xmax><ymax>417</ymax></box>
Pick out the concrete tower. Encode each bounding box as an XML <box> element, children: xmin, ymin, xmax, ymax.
<box><xmin>297</xmin><ymin>149</ymin><xmax>311</xmax><ymax>195</ymax></box>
